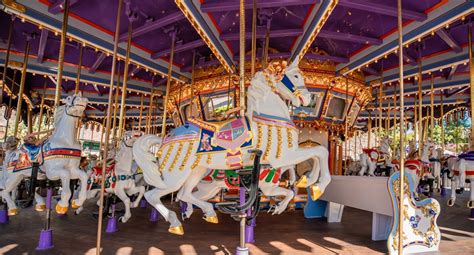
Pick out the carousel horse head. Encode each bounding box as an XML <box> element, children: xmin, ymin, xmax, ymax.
<box><xmin>59</xmin><ymin>93</ymin><xmax>89</xmax><ymax>118</ymax></box>
<box><xmin>3</xmin><ymin>136</ymin><xmax>19</xmax><ymax>151</ymax></box>
<box><xmin>380</xmin><ymin>136</ymin><xmax>392</xmax><ymax>146</ymax></box>
<box><xmin>276</xmin><ymin>61</ymin><xmax>312</xmax><ymax>107</ymax></box>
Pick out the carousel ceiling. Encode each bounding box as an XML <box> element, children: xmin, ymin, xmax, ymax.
<box><xmin>0</xmin><ymin>0</ymin><xmax>472</xmax><ymax>127</ymax></box>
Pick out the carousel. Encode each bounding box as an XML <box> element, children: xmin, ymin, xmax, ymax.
<box><xmin>0</xmin><ymin>0</ymin><xmax>473</xmax><ymax>254</ymax></box>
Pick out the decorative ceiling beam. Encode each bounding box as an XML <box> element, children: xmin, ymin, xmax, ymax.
<box><xmin>362</xmin><ymin>66</ymin><xmax>380</xmax><ymax>76</ymax></box>
<box><xmin>200</xmin><ymin>0</ymin><xmax>318</xmax><ymax>12</ymax></box>
<box><xmin>37</xmin><ymin>29</ymin><xmax>49</xmax><ymax>63</ymax></box>
<box><xmin>151</xmin><ymin>39</ymin><xmax>206</xmax><ymax>59</ymax></box>
<box><xmin>89</xmin><ymin>52</ymin><xmax>106</xmax><ymax>74</ymax></box>
<box><xmin>118</xmin><ymin>12</ymin><xmax>185</xmax><ymax>41</ymax></box>
<box><xmin>176</xmin><ymin>0</ymin><xmax>234</xmax><ymax>73</ymax></box>
<box><xmin>339</xmin><ymin>1</ymin><xmax>472</xmax><ymax>75</ymax></box>
<box><xmin>290</xmin><ymin>0</ymin><xmax>338</xmax><ymax>64</ymax></box>
<box><xmin>446</xmin><ymin>85</ymin><xmax>469</xmax><ymax>98</ymax></box>
<box><xmin>220</xmin><ymin>28</ymin><xmax>303</xmax><ymax>41</ymax></box>
<box><xmin>338</xmin><ymin>0</ymin><xmax>427</xmax><ymax>22</ymax></box>
<box><xmin>446</xmin><ymin>64</ymin><xmax>458</xmax><ymax>80</ymax></box>
<box><xmin>48</xmin><ymin>0</ymin><xmax>79</xmax><ymax>14</ymax></box>
<box><xmin>436</xmin><ymin>29</ymin><xmax>462</xmax><ymax>53</ymax></box>
<box><xmin>394</xmin><ymin>51</ymin><xmax>417</xmax><ymax>66</ymax></box>
<box><xmin>318</xmin><ymin>30</ymin><xmax>382</xmax><ymax>45</ymax></box>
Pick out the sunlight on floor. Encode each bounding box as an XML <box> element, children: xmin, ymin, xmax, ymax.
<box><xmin>179</xmin><ymin>244</ymin><xmax>197</xmax><ymax>254</ymax></box>
<box><xmin>148</xmin><ymin>246</ymin><xmax>165</xmax><ymax>254</ymax></box>
<box><xmin>0</xmin><ymin>244</ymin><xmax>18</xmax><ymax>254</ymax></box>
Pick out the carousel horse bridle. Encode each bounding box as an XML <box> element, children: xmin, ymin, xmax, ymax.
<box><xmin>65</xmin><ymin>95</ymin><xmax>86</xmax><ymax>118</ymax></box>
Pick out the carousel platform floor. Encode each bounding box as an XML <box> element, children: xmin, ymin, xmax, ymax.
<box><xmin>0</xmin><ymin>192</ymin><xmax>473</xmax><ymax>255</ymax></box>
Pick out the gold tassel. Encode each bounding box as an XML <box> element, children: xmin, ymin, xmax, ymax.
<box><xmin>276</xmin><ymin>126</ymin><xmax>282</xmax><ymax>159</ymax></box>
<box><xmin>287</xmin><ymin>128</ymin><xmax>293</xmax><ymax>148</ymax></box>
<box><xmin>169</xmin><ymin>142</ymin><xmax>184</xmax><ymax>171</ymax></box>
<box><xmin>263</xmin><ymin>126</ymin><xmax>272</xmax><ymax>160</ymax></box>
<box><xmin>159</xmin><ymin>143</ymin><xmax>174</xmax><ymax>171</ymax></box>
<box><xmin>191</xmin><ymin>154</ymin><xmax>202</xmax><ymax>170</ymax></box>
<box><xmin>180</xmin><ymin>141</ymin><xmax>194</xmax><ymax>171</ymax></box>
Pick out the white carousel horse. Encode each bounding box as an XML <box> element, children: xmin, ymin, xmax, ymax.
<box><xmin>133</xmin><ymin>62</ymin><xmax>330</xmax><ymax>235</ymax></box>
<box><xmin>447</xmin><ymin>152</ymin><xmax>474</xmax><ymax>209</ymax></box>
<box><xmin>0</xmin><ymin>137</ymin><xmax>46</xmax><ymax>212</ymax></box>
<box><xmin>1</xmin><ymin>94</ymin><xmax>88</xmax><ymax>215</ymax></box>
<box><xmin>180</xmin><ymin>166</ymin><xmax>296</xmax><ymax>219</ymax></box>
<box><xmin>358</xmin><ymin>137</ymin><xmax>392</xmax><ymax>176</ymax></box>
<box><xmin>393</xmin><ymin>140</ymin><xmax>436</xmax><ymax>198</ymax></box>
<box><xmin>428</xmin><ymin>147</ymin><xmax>443</xmax><ymax>193</ymax></box>
<box><xmin>76</xmin><ymin>131</ymin><xmax>145</xmax><ymax>222</ymax></box>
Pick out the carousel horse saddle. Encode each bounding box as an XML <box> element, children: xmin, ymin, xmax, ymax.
<box><xmin>22</xmin><ymin>144</ymin><xmax>42</xmax><ymax>162</ymax></box>
<box><xmin>189</xmin><ymin>117</ymin><xmax>253</xmax><ymax>154</ymax></box>
<box><xmin>458</xmin><ymin>151</ymin><xmax>474</xmax><ymax>161</ymax></box>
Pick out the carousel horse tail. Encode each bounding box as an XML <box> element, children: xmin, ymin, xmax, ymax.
<box><xmin>132</xmin><ymin>135</ymin><xmax>167</xmax><ymax>190</ymax></box>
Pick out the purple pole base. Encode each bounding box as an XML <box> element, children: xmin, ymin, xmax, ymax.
<box><xmin>0</xmin><ymin>209</ymin><xmax>8</xmax><ymax>224</ymax></box>
<box><xmin>245</xmin><ymin>219</ymin><xmax>256</xmax><ymax>243</ymax></box>
<box><xmin>105</xmin><ymin>217</ymin><xmax>118</xmax><ymax>233</ymax></box>
<box><xmin>36</xmin><ymin>229</ymin><xmax>54</xmax><ymax>250</ymax></box>
<box><xmin>140</xmin><ymin>199</ymin><xmax>147</xmax><ymax>208</ymax></box>
<box><xmin>440</xmin><ymin>187</ymin><xmax>446</xmax><ymax>197</ymax></box>
<box><xmin>149</xmin><ymin>208</ymin><xmax>159</xmax><ymax>222</ymax></box>
<box><xmin>236</xmin><ymin>246</ymin><xmax>249</xmax><ymax>255</ymax></box>
<box><xmin>179</xmin><ymin>201</ymin><xmax>187</xmax><ymax>214</ymax></box>
<box><xmin>470</xmin><ymin>208</ymin><xmax>474</xmax><ymax>219</ymax></box>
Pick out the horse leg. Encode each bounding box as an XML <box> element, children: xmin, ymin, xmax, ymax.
<box><xmin>46</xmin><ymin>166</ymin><xmax>71</xmax><ymax>214</ymax></box>
<box><xmin>260</xmin><ymin>182</ymin><xmax>295</xmax><ymax>215</ymax></box>
<box><xmin>126</xmin><ymin>183</ymin><xmax>145</xmax><ymax>208</ymax></box>
<box><xmin>1</xmin><ymin>175</ymin><xmax>22</xmax><ymax>215</ymax></box>
<box><xmin>183</xmin><ymin>181</ymin><xmax>225</xmax><ymax>219</ymax></box>
<box><xmin>448</xmin><ymin>176</ymin><xmax>457</xmax><ymax>207</ymax></box>
<box><xmin>145</xmin><ymin>187</ymin><xmax>183</xmax><ymax>235</ymax></box>
<box><xmin>34</xmin><ymin>187</ymin><xmax>46</xmax><ymax>212</ymax></box>
<box><xmin>114</xmin><ymin>185</ymin><xmax>132</xmax><ymax>223</ymax></box>
<box><xmin>70</xmin><ymin>167</ymin><xmax>88</xmax><ymax>208</ymax></box>
<box><xmin>468</xmin><ymin>179</ymin><xmax>474</xmax><ymax>209</ymax></box>
<box><xmin>179</xmin><ymin>167</ymin><xmax>218</xmax><ymax>223</ymax></box>
<box><xmin>359</xmin><ymin>156</ymin><xmax>368</xmax><ymax>176</ymax></box>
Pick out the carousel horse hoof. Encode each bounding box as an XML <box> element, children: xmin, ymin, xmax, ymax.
<box><xmin>8</xmin><ymin>208</ymin><xmax>18</xmax><ymax>216</ymax></box>
<box><xmin>295</xmin><ymin>175</ymin><xmax>308</xmax><ymax>188</ymax></box>
<box><xmin>168</xmin><ymin>225</ymin><xmax>184</xmax><ymax>235</ymax></box>
<box><xmin>35</xmin><ymin>204</ymin><xmax>46</xmax><ymax>212</ymax></box>
<box><xmin>447</xmin><ymin>198</ymin><xmax>455</xmax><ymax>207</ymax></box>
<box><xmin>71</xmin><ymin>200</ymin><xmax>81</xmax><ymax>209</ymax></box>
<box><xmin>55</xmin><ymin>204</ymin><xmax>69</xmax><ymax>215</ymax></box>
<box><xmin>310</xmin><ymin>185</ymin><xmax>323</xmax><ymax>201</ymax></box>
<box><xmin>468</xmin><ymin>201</ymin><xmax>474</xmax><ymax>209</ymax></box>
<box><xmin>204</xmin><ymin>215</ymin><xmax>219</xmax><ymax>224</ymax></box>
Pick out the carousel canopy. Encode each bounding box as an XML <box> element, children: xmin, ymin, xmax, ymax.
<box><xmin>0</xmin><ymin>0</ymin><xmax>472</xmax><ymax>129</ymax></box>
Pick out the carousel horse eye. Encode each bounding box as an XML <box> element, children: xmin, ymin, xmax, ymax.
<box><xmin>294</xmin><ymin>75</ymin><xmax>298</xmax><ymax>79</ymax></box>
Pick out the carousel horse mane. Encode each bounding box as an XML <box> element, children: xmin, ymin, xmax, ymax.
<box><xmin>246</xmin><ymin>71</ymin><xmax>273</xmax><ymax>116</ymax></box>
<box><xmin>53</xmin><ymin>105</ymin><xmax>66</xmax><ymax>128</ymax></box>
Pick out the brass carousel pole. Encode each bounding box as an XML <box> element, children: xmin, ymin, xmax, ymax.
<box><xmin>37</xmin><ymin>79</ymin><xmax>48</xmax><ymax>138</ymax></box>
<box><xmin>417</xmin><ymin>56</ymin><xmax>423</xmax><ymax>156</ymax></box>
<box><xmin>469</xmin><ymin>24</ymin><xmax>474</xmax><ymax>150</ymax></box>
<box><xmin>161</xmin><ymin>30</ymin><xmax>177</xmax><ymax>137</ymax></box>
<box><xmin>112</xmin><ymin>62</ymin><xmax>121</xmax><ymax>139</ymax></box>
<box><xmin>239</xmin><ymin>0</ymin><xmax>246</xmax><ymax>117</ymax></box>
<box><xmin>414</xmin><ymin>93</ymin><xmax>418</xmax><ymax>143</ymax></box>
<box><xmin>367</xmin><ymin>110</ymin><xmax>372</xmax><ymax>148</ymax></box>
<box><xmin>13</xmin><ymin>38</ymin><xmax>31</xmax><ymax>137</ymax></box>
<box><xmin>396</xmin><ymin>0</ymin><xmax>406</xmax><ymax>253</ymax></box>
<box><xmin>189</xmin><ymin>51</ymin><xmax>196</xmax><ymax>118</ymax></box>
<box><xmin>251</xmin><ymin>0</ymin><xmax>257</xmax><ymax>76</ymax></box>
<box><xmin>54</xmin><ymin>0</ymin><xmax>70</xmax><ymax>107</ymax></box>
<box><xmin>74</xmin><ymin>45</ymin><xmax>84</xmax><ymax>94</ymax></box>
<box><xmin>4</xmin><ymin>70</ymin><xmax>17</xmax><ymax>141</ymax></box>
<box><xmin>146</xmin><ymin>90</ymin><xmax>153</xmax><ymax>134</ymax></box>
<box><xmin>118</xmin><ymin>19</ymin><xmax>134</xmax><ymax>138</ymax></box>
<box><xmin>379</xmin><ymin>82</ymin><xmax>383</xmax><ymax>139</ymax></box>
<box><xmin>138</xmin><ymin>94</ymin><xmax>144</xmax><ymax>131</ymax></box>
<box><xmin>430</xmin><ymin>74</ymin><xmax>435</xmax><ymax>140</ymax></box>
<box><xmin>96</xmin><ymin>0</ymin><xmax>123</xmax><ymax>253</ymax></box>
<box><xmin>440</xmin><ymin>90</ymin><xmax>445</xmax><ymax>152</ymax></box>
<box><xmin>1</xmin><ymin>15</ymin><xmax>15</xmax><ymax>105</ymax></box>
